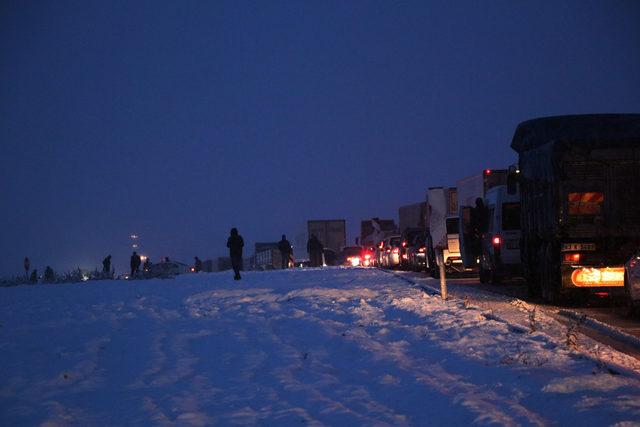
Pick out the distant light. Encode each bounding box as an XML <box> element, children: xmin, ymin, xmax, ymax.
<box><xmin>484</xmin><ymin>169</ymin><xmax>492</xmax><ymax>175</ymax></box>
<box><xmin>82</xmin><ymin>274</ymin><xmax>90</xmax><ymax>282</ymax></box>
<box><xmin>492</xmin><ymin>236</ymin><xmax>501</xmax><ymax>246</ymax></box>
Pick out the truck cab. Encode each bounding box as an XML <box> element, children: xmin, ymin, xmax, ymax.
<box><xmin>479</xmin><ymin>185</ymin><xmax>521</xmax><ymax>284</ymax></box>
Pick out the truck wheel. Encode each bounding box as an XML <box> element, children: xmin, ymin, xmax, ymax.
<box><xmin>479</xmin><ymin>265</ymin><xmax>489</xmax><ymax>284</ymax></box>
<box><xmin>490</xmin><ymin>266</ymin><xmax>502</xmax><ymax>285</ymax></box>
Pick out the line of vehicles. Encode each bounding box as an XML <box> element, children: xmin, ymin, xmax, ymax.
<box><xmin>348</xmin><ymin>114</ymin><xmax>640</xmax><ymax>310</ymax></box>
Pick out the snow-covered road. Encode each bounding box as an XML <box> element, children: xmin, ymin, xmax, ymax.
<box><xmin>2</xmin><ymin>268</ymin><xmax>640</xmax><ymax>426</ymax></box>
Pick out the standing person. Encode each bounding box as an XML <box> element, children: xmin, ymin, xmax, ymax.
<box><xmin>143</xmin><ymin>257</ymin><xmax>152</xmax><ymax>272</ymax></box>
<box><xmin>307</xmin><ymin>234</ymin><xmax>324</xmax><ymax>267</ymax></box>
<box><xmin>194</xmin><ymin>256</ymin><xmax>202</xmax><ymax>273</ymax></box>
<box><xmin>278</xmin><ymin>234</ymin><xmax>292</xmax><ymax>269</ymax></box>
<box><xmin>24</xmin><ymin>257</ymin><xmax>30</xmax><ymax>279</ymax></box>
<box><xmin>44</xmin><ymin>266</ymin><xmax>55</xmax><ymax>283</ymax></box>
<box><xmin>130</xmin><ymin>251</ymin><xmax>141</xmax><ymax>278</ymax></box>
<box><xmin>29</xmin><ymin>269</ymin><xmax>38</xmax><ymax>284</ymax></box>
<box><xmin>226</xmin><ymin>228</ymin><xmax>244</xmax><ymax>280</ymax></box>
<box><xmin>102</xmin><ymin>255</ymin><xmax>112</xmax><ymax>277</ymax></box>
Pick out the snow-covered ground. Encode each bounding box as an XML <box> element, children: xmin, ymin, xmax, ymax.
<box><xmin>2</xmin><ymin>268</ymin><xmax>640</xmax><ymax>426</ymax></box>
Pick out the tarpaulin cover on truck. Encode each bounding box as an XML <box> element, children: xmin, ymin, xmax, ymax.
<box><xmin>511</xmin><ymin>114</ymin><xmax>640</xmax><ymax>152</ymax></box>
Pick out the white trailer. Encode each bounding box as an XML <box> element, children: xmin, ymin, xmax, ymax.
<box><xmin>427</xmin><ymin>187</ymin><xmax>463</xmax><ymax>273</ymax></box>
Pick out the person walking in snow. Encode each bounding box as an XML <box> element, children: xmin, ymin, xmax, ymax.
<box><xmin>24</xmin><ymin>257</ymin><xmax>30</xmax><ymax>279</ymax></box>
<box><xmin>226</xmin><ymin>228</ymin><xmax>244</xmax><ymax>280</ymax></box>
<box><xmin>102</xmin><ymin>255</ymin><xmax>112</xmax><ymax>277</ymax></box>
<box><xmin>130</xmin><ymin>251</ymin><xmax>141</xmax><ymax>278</ymax></box>
<box><xmin>278</xmin><ymin>234</ymin><xmax>293</xmax><ymax>269</ymax></box>
<box><xmin>194</xmin><ymin>256</ymin><xmax>202</xmax><ymax>273</ymax></box>
<box><xmin>307</xmin><ymin>234</ymin><xmax>324</xmax><ymax>267</ymax></box>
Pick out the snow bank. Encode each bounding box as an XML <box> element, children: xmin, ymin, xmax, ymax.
<box><xmin>1</xmin><ymin>268</ymin><xmax>640</xmax><ymax>425</ymax></box>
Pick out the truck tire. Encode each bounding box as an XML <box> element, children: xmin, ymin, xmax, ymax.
<box><xmin>479</xmin><ymin>264</ymin><xmax>490</xmax><ymax>284</ymax></box>
<box><xmin>540</xmin><ymin>243</ymin><xmax>562</xmax><ymax>304</ymax></box>
<box><xmin>490</xmin><ymin>264</ymin><xmax>502</xmax><ymax>285</ymax></box>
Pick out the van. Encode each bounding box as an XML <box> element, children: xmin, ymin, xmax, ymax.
<box><xmin>479</xmin><ymin>184</ymin><xmax>521</xmax><ymax>284</ymax></box>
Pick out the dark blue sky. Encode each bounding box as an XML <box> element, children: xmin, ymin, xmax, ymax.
<box><xmin>2</xmin><ymin>1</ymin><xmax>639</xmax><ymax>275</ymax></box>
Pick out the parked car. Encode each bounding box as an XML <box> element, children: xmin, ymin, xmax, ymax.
<box><xmin>406</xmin><ymin>231</ymin><xmax>430</xmax><ymax>271</ymax></box>
<box><xmin>379</xmin><ymin>235</ymin><xmax>403</xmax><ymax>268</ymax></box>
<box><xmin>146</xmin><ymin>260</ymin><xmax>191</xmax><ymax>278</ymax></box>
<box><xmin>340</xmin><ymin>246</ymin><xmax>364</xmax><ymax>267</ymax></box>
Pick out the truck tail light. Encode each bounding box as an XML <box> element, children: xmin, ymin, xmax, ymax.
<box><xmin>571</xmin><ymin>267</ymin><xmax>624</xmax><ymax>287</ymax></box>
<box><xmin>564</xmin><ymin>253</ymin><xmax>581</xmax><ymax>263</ymax></box>
<box><xmin>492</xmin><ymin>236</ymin><xmax>501</xmax><ymax>246</ymax></box>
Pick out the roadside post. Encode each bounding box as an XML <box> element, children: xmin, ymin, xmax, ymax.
<box><xmin>436</xmin><ymin>247</ymin><xmax>447</xmax><ymax>300</ymax></box>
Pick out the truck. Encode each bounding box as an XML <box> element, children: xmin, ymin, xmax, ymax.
<box><xmin>254</xmin><ymin>242</ymin><xmax>292</xmax><ymax>270</ymax></box>
<box><xmin>308</xmin><ymin>220</ymin><xmax>347</xmax><ymax>262</ymax></box>
<box><xmin>427</xmin><ymin>187</ymin><xmax>464</xmax><ymax>275</ymax></box>
<box><xmin>512</xmin><ymin>114</ymin><xmax>640</xmax><ymax>303</ymax></box>
<box><xmin>360</xmin><ymin>218</ymin><xmax>397</xmax><ymax>247</ymax></box>
<box><xmin>457</xmin><ymin>169</ymin><xmax>508</xmax><ymax>269</ymax></box>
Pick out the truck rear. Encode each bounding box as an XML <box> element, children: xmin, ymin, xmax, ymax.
<box><xmin>457</xmin><ymin>169</ymin><xmax>508</xmax><ymax>269</ymax></box>
<box><xmin>512</xmin><ymin>114</ymin><xmax>640</xmax><ymax>303</ymax></box>
<box><xmin>308</xmin><ymin>219</ymin><xmax>347</xmax><ymax>257</ymax></box>
<box><xmin>427</xmin><ymin>187</ymin><xmax>464</xmax><ymax>274</ymax></box>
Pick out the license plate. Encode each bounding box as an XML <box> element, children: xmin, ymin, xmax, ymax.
<box><xmin>506</xmin><ymin>239</ymin><xmax>519</xmax><ymax>249</ymax></box>
<box><xmin>562</xmin><ymin>243</ymin><xmax>596</xmax><ymax>252</ymax></box>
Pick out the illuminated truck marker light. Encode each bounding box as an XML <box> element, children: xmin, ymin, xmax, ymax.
<box><xmin>570</xmin><ymin>267</ymin><xmax>624</xmax><ymax>287</ymax></box>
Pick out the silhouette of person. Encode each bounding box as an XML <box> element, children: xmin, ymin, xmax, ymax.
<box><xmin>278</xmin><ymin>235</ymin><xmax>293</xmax><ymax>269</ymax></box>
<box><xmin>226</xmin><ymin>228</ymin><xmax>244</xmax><ymax>280</ymax></box>
<box><xmin>130</xmin><ymin>251</ymin><xmax>141</xmax><ymax>277</ymax></box>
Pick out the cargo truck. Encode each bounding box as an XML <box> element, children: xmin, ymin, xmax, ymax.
<box><xmin>427</xmin><ymin>187</ymin><xmax>464</xmax><ymax>275</ymax></box>
<box><xmin>307</xmin><ymin>219</ymin><xmax>347</xmax><ymax>257</ymax></box>
<box><xmin>457</xmin><ymin>169</ymin><xmax>508</xmax><ymax>269</ymax></box>
<box><xmin>512</xmin><ymin>114</ymin><xmax>640</xmax><ymax>303</ymax></box>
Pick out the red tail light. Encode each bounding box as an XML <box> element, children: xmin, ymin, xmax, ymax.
<box><xmin>392</xmin><ymin>248</ymin><xmax>399</xmax><ymax>254</ymax></box>
<box><xmin>492</xmin><ymin>236</ymin><xmax>501</xmax><ymax>246</ymax></box>
<box><xmin>594</xmin><ymin>292</ymin><xmax>609</xmax><ymax>298</ymax></box>
<box><xmin>402</xmin><ymin>241</ymin><xmax>407</xmax><ymax>247</ymax></box>
<box><xmin>364</xmin><ymin>254</ymin><xmax>371</xmax><ymax>260</ymax></box>
<box><xmin>379</xmin><ymin>242</ymin><xmax>384</xmax><ymax>249</ymax></box>
<box><xmin>564</xmin><ymin>253</ymin><xmax>581</xmax><ymax>263</ymax></box>
<box><xmin>386</xmin><ymin>249</ymin><xmax>391</xmax><ymax>253</ymax></box>
<box><xmin>418</xmin><ymin>247</ymin><xmax>426</xmax><ymax>253</ymax></box>
<box><xmin>484</xmin><ymin>169</ymin><xmax>492</xmax><ymax>175</ymax></box>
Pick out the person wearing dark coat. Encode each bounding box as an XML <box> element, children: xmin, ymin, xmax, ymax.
<box><xmin>29</xmin><ymin>269</ymin><xmax>38</xmax><ymax>284</ymax></box>
<box><xmin>130</xmin><ymin>251</ymin><xmax>141</xmax><ymax>278</ymax></box>
<box><xmin>194</xmin><ymin>256</ymin><xmax>202</xmax><ymax>273</ymax></box>
<box><xmin>307</xmin><ymin>234</ymin><xmax>324</xmax><ymax>267</ymax></box>
<box><xmin>43</xmin><ymin>266</ymin><xmax>55</xmax><ymax>283</ymax></box>
<box><xmin>143</xmin><ymin>257</ymin><xmax>152</xmax><ymax>272</ymax></box>
<box><xmin>278</xmin><ymin>235</ymin><xmax>293</xmax><ymax>269</ymax></box>
<box><xmin>102</xmin><ymin>255</ymin><xmax>112</xmax><ymax>277</ymax></box>
<box><xmin>226</xmin><ymin>228</ymin><xmax>244</xmax><ymax>280</ymax></box>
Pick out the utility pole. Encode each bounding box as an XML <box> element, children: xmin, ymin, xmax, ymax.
<box><xmin>436</xmin><ymin>248</ymin><xmax>447</xmax><ymax>300</ymax></box>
